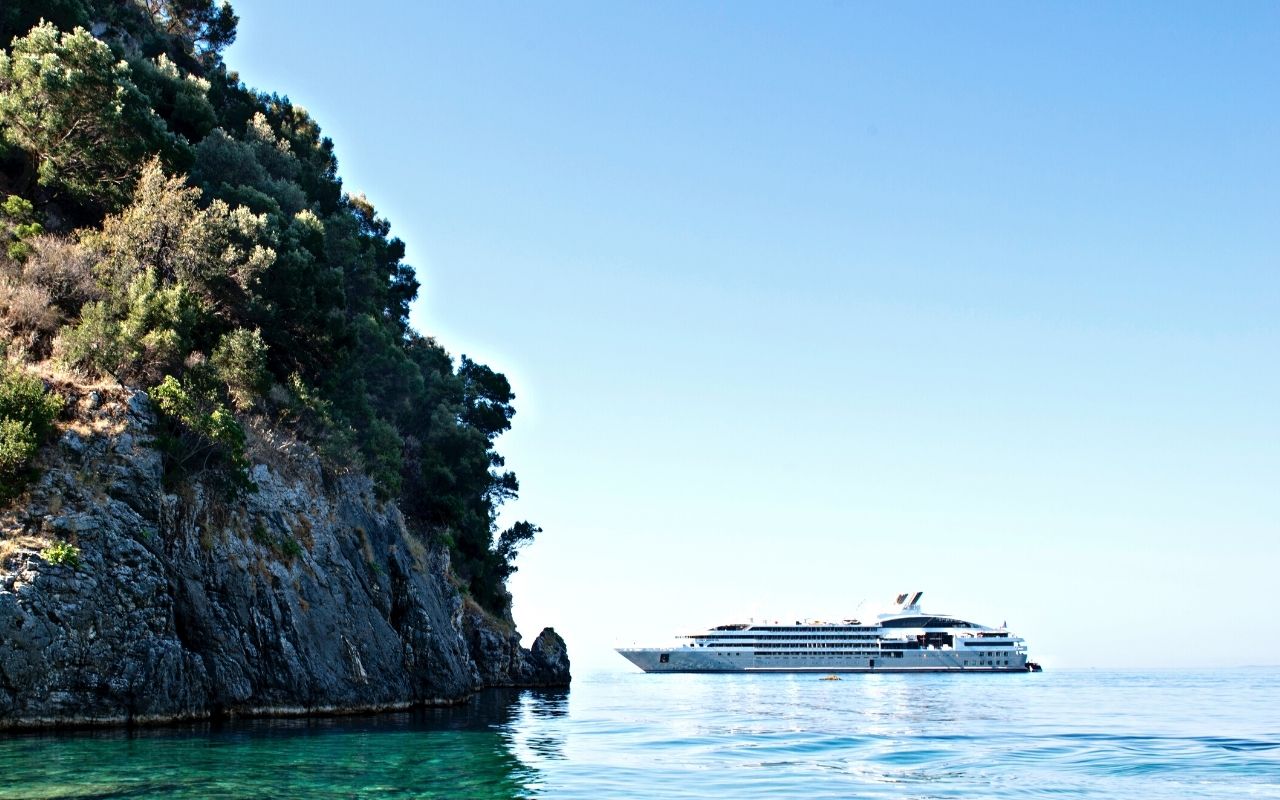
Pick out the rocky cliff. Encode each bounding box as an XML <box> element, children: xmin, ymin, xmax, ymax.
<box><xmin>0</xmin><ymin>379</ymin><xmax>568</xmax><ymax>729</ymax></box>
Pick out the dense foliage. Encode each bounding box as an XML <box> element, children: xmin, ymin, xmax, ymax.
<box><xmin>0</xmin><ymin>2</ymin><xmax>536</xmax><ymax>611</ymax></box>
<box><xmin>0</xmin><ymin>362</ymin><xmax>64</xmax><ymax>501</ymax></box>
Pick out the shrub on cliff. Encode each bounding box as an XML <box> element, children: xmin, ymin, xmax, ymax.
<box><xmin>148</xmin><ymin>370</ymin><xmax>253</xmax><ymax>494</ymax></box>
<box><xmin>211</xmin><ymin>327</ymin><xmax>268</xmax><ymax>410</ymax></box>
<box><xmin>0</xmin><ymin>364</ymin><xmax>64</xmax><ymax>501</ymax></box>
<box><xmin>39</xmin><ymin>540</ymin><xmax>80</xmax><ymax>568</ymax></box>
<box><xmin>1</xmin><ymin>195</ymin><xmax>42</xmax><ymax>262</ymax></box>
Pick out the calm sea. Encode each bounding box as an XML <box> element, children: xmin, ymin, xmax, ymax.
<box><xmin>1</xmin><ymin>668</ymin><xmax>1276</xmax><ymax>798</ymax></box>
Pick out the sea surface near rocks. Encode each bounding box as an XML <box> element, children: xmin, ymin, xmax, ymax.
<box><xmin>1</xmin><ymin>667</ymin><xmax>1276</xmax><ymax>798</ymax></box>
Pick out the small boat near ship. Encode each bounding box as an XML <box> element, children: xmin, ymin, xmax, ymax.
<box><xmin>617</xmin><ymin>592</ymin><xmax>1039</xmax><ymax>674</ymax></box>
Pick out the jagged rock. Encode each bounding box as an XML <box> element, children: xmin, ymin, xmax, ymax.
<box><xmin>0</xmin><ymin>385</ymin><xmax>568</xmax><ymax>729</ymax></box>
<box><xmin>527</xmin><ymin>627</ymin><xmax>571</xmax><ymax>686</ymax></box>
<box><xmin>461</xmin><ymin>608</ymin><xmax>570</xmax><ymax>689</ymax></box>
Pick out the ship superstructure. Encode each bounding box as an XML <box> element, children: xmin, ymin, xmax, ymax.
<box><xmin>616</xmin><ymin>592</ymin><xmax>1034</xmax><ymax>673</ymax></box>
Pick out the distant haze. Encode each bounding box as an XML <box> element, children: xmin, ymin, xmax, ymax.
<box><xmin>228</xmin><ymin>2</ymin><xmax>1279</xmax><ymax>670</ymax></box>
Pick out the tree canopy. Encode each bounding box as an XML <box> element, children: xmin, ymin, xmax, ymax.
<box><xmin>0</xmin><ymin>23</ymin><xmax>171</xmax><ymax>207</ymax></box>
<box><xmin>0</xmin><ymin>3</ymin><xmax>537</xmax><ymax>613</ymax></box>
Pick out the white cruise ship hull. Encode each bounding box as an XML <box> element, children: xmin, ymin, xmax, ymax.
<box><xmin>618</xmin><ymin>594</ymin><xmax>1036</xmax><ymax>673</ymax></box>
<box><xmin>617</xmin><ymin>647</ymin><xmax>1029</xmax><ymax>673</ymax></box>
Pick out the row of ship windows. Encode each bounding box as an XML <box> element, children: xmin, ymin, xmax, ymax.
<box><xmin>713</xmin><ymin>620</ymin><xmax>983</xmax><ymax>633</ymax></box>
<box><xmin>703</xmin><ymin>644</ymin><xmax>1019</xmax><ymax>655</ymax></box>
<box><xmin>695</xmin><ymin>634</ymin><xmax>879</xmax><ymax>641</ymax></box>
<box><xmin>706</xmin><ymin>640</ymin><xmax>875</xmax><ymax>645</ymax></box>
<box><xmin>699</xmin><ymin>635</ymin><xmax>1011</xmax><ymax>642</ymax></box>
<box><xmin>704</xmin><ymin>651</ymin><xmax>1016</xmax><ymax>659</ymax></box>
<box><xmin>752</xmin><ymin>652</ymin><xmax>907</xmax><ymax>658</ymax></box>
<box><xmin>753</xmin><ymin>627</ymin><xmax>877</xmax><ymax>632</ymax></box>
<box><xmin>748</xmin><ymin>657</ymin><xmax>1019</xmax><ymax>667</ymax></box>
<box><xmin>703</xmin><ymin>641</ymin><xmax>1016</xmax><ymax>648</ymax></box>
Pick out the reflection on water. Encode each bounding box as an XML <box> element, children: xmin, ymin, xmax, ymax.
<box><xmin>512</xmin><ymin>690</ymin><xmax>570</xmax><ymax>764</ymax></box>
<box><xmin>2</xmin><ymin>670</ymin><xmax>1278</xmax><ymax>799</ymax></box>
<box><xmin>0</xmin><ymin>688</ymin><xmax>567</xmax><ymax>799</ymax></box>
<box><xmin>544</xmin><ymin>669</ymin><xmax>1279</xmax><ymax>799</ymax></box>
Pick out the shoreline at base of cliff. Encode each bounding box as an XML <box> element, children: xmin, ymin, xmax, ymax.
<box><xmin>0</xmin><ymin>380</ymin><xmax>569</xmax><ymax>731</ymax></box>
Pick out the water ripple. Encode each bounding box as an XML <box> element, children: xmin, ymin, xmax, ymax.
<box><xmin>1</xmin><ymin>670</ymin><xmax>1279</xmax><ymax>798</ymax></box>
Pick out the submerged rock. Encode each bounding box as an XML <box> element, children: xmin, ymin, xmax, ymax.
<box><xmin>0</xmin><ymin>385</ymin><xmax>568</xmax><ymax>729</ymax></box>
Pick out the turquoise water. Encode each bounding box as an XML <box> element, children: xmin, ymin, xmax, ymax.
<box><xmin>1</xmin><ymin>668</ymin><xmax>1277</xmax><ymax>798</ymax></box>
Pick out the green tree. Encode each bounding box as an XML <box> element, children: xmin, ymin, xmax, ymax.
<box><xmin>211</xmin><ymin>327</ymin><xmax>268</xmax><ymax>409</ymax></box>
<box><xmin>0</xmin><ymin>23</ymin><xmax>169</xmax><ymax>207</ymax></box>
<box><xmin>190</xmin><ymin>123</ymin><xmax>305</xmax><ymax>216</ymax></box>
<box><xmin>0</xmin><ymin>2</ymin><xmax>542</xmax><ymax>612</ymax></box>
<box><xmin>0</xmin><ymin>0</ymin><xmax>91</xmax><ymax>50</ymax></box>
<box><xmin>88</xmin><ymin>159</ymin><xmax>273</xmax><ymax>316</ymax></box>
<box><xmin>129</xmin><ymin>53</ymin><xmax>217</xmax><ymax>142</ymax></box>
<box><xmin>494</xmin><ymin>520</ymin><xmax>540</xmax><ymax>579</ymax></box>
<box><xmin>138</xmin><ymin>0</ymin><xmax>238</xmax><ymax>65</ymax></box>
<box><xmin>459</xmin><ymin>356</ymin><xmax>516</xmax><ymax>440</ymax></box>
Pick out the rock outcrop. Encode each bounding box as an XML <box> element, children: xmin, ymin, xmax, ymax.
<box><xmin>463</xmin><ymin>606</ymin><xmax>571</xmax><ymax>689</ymax></box>
<box><xmin>0</xmin><ymin>382</ymin><xmax>568</xmax><ymax>728</ymax></box>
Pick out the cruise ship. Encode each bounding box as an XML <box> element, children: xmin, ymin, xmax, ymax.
<box><xmin>617</xmin><ymin>592</ymin><xmax>1037</xmax><ymax>673</ymax></box>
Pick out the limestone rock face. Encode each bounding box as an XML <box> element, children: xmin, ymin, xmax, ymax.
<box><xmin>527</xmin><ymin>628</ymin><xmax>571</xmax><ymax>686</ymax></box>
<box><xmin>462</xmin><ymin>606</ymin><xmax>571</xmax><ymax>689</ymax></box>
<box><xmin>0</xmin><ymin>384</ymin><xmax>568</xmax><ymax>729</ymax></box>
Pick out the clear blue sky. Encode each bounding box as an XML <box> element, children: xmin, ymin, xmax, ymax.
<box><xmin>227</xmin><ymin>2</ymin><xmax>1279</xmax><ymax>669</ymax></box>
